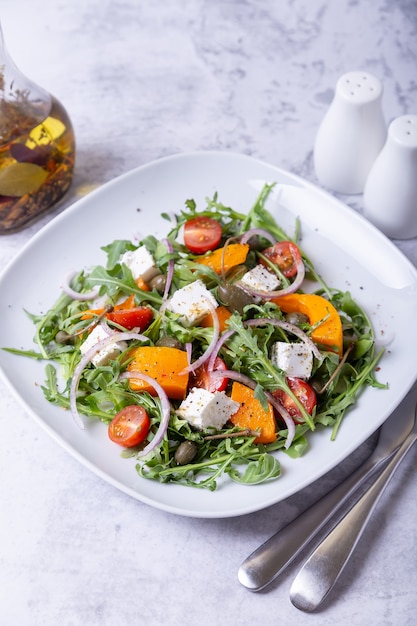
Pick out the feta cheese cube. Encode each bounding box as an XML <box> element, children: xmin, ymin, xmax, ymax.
<box><xmin>270</xmin><ymin>341</ymin><xmax>313</xmax><ymax>379</ymax></box>
<box><xmin>240</xmin><ymin>264</ymin><xmax>280</xmax><ymax>292</ymax></box>
<box><xmin>80</xmin><ymin>325</ymin><xmax>127</xmax><ymax>367</ymax></box>
<box><xmin>120</xmin><ymin>246</ymin><xmax>159</xmax><ymax>282</ymax></box>
<box><xmin>176</xmin><ymin>388</ymin><xmax>240</xmax><ymax>430</ymax></box>
<box><xmin>166</xmin><ymin>279</ymin><xmax>218</xmax><ymax>326</ymax></box>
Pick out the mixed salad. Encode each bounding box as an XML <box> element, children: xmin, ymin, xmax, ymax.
<box><xmin>7</xmin><ymin>183</ymin><xmax>386</xmax><ymax>490</ymax></box>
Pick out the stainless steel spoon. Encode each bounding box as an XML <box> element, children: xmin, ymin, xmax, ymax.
<box><xmin>238</xmin><ymin>386</ymin><xmax>417</xmax><ymax>591</ymax></box>
<box><xmin>290</xmin><ymin>406</ymin><xmax>417</xmax><ymax>611</ymax></box>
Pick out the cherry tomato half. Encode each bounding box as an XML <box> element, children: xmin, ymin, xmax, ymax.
<box><xmin>192</xmin><ymin>356</ymin><xmax>228</xmax><ymax>393</ymax></box>
<box><xmin>273</xmin><ymin>377</ymin><xmax>317</xmax><ymax>423</ymax></box>
<box><xmin>108</xmin><ymin>405</ymin><xmax>151</xmax><ymax>448</ymax></box>
<box><xmin>106</xmin><ymin>306</ymin><xmax>153</xmax><ymax>331</ymax></box>
<box><xmin>260</xmin><ymin>241</ymin><xmax>302</xmax><ymax>277</ymax></box>
<box><xmin>184</xmin><ymin>216</ymin><xmax>222</xmax><ymax>254</ymax></box>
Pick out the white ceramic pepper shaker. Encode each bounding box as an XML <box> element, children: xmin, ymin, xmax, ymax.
<box><xmin>363</xmin><ymin>115</ymin><xmax>417</xmax><ymax>239</ymax></box>
<box><xmin>314</xmin><ymin>71</ymin><xmax>386</xmax><ymax>194</ymax></box>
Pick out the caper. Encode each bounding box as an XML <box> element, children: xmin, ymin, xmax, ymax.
<box><xmin>148</xmin><ymin>272</ymin><xmax>167</xmax><ymax>294</ymax></box>
<box><xmin>175</xmin><ymin>440</ymin><xmax>198</xmax><ymax>465</ymax></box>
<box><xmin>247</xmin><ymin>235</ymin><xmax>264</xmax><ymax>251</ymax></box>
<box><xmin>285</xmin><ymin>311</ymin><xmax>309</xmax><ymax>326</ymax></box>
<box><xmin>309</xmin><ymin>378</ymin><xmax>323</xmax><ymax>394</ymax></box>
<box><xmin>55</xmin><ymin>330</ymin><xmax>75</xmax><ymax>345</ymax></box>
<box><xmin>217</xmin><ymin>283</ymin><xmax>256</xmax><ymax>314</ymax></box>
<box><xmin>156</xmin><ymin>335</ymin><xmax>184</xmax><ymax>350</ymax></box>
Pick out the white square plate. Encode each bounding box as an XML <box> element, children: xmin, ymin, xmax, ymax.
<box><xmin>1</xmin><ymin>151</ymin><xmax>416</xmax><ymax>518</ymax></box>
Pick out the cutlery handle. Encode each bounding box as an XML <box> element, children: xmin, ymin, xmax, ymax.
<box><xmin>290</xmin><ymin>430</ymin><xmax>417</xmax><ymax>612</ymax></box>
<box><xmin>237</xmin><ymin>451</ymin><xmax>389</xmax><ymax>591</ymax></box>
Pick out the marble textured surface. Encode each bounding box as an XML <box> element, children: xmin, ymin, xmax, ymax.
<box><xmin>0</xmin><ymin>1</ymin><xmax>416</xmax><ymax>625</ymax></box>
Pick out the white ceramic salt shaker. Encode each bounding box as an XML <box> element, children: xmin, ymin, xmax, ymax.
<box><xmin>314</xmin><ymin>71</ymin><xmax>386</xmax><ymax>194</ymax></box>
<box><xmin>363</xmin><ymin>114</ymin><xmax>417</xmax><ymax>239</ymax></box>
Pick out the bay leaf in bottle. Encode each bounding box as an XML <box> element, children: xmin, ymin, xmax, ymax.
<box><xmin>0</xmin><ymin>162</ymin><xmax>48</xmax><ymax>196</ymax></box>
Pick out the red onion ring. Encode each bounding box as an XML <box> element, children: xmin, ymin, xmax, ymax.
<box><xmin>245</xmin><ymin>317</ymin><xmax>323</xmax><ymax>361</ymax></box>
<box><xmin>266</xmin><ymin>392</ymin><xmax>296</xmax><ymax>449</ymax></box>
<box><xmin>185</xmin><ymin>342</ymin><xmax>192</xmax><ymax>365</ymax></box>
<box><xmin>69</xmin><ymin>331</ymin><xmax>149</xmax><ymax>429</ymax></box>
<box><xmin>119</xmin><ymin>371</ymin><xmax>171</xmax><ymax>458</ymax></box>
<box><xmin>99</xmin><ymin>320</ymin><xmax>115</xmax><ymax>336</ymax></box>
<box><xmin>61</xmin><ymin>271</ymin><xmax>100</xmax><ymax>301</ymax></box>
<box><xmin>207</xmin><ymin>329</ymin><xmax>235</xmax><ymax>372</ymax></box>
<box><xmin>179</xmin><ymin>299</ymin><xmax>220</xmax><ymax>375</ymax></box>
<box><xmin>211</xmin><ymin>369</ymin><xmax>296</xmax><ymax>449</ymax></box>
<box><xmin>240</xmin><ymin>228</ymin><xmax>276</xmax><ymax>246</ymax></box>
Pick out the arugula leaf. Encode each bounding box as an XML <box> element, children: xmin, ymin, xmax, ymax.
<box><xmin>228</xmin><ymin>452</ymin><xmax>281</xmax><ymax>484</ymax></box>
<box><xmin>101</xmin><ymin>239</ymin><xmax>136</xmax><ymax>268</ymax></box>
<box><xmin>240</xmin><ymin>182</ymin><xmax>288</xmax><ymax>240</ymax></box>
<box><xmin>137</xmin><ymin>433</ymin><xmax>281</xmax><ymax>490</ymax></box>
<box><xmin>86</xmin><ymin>264</ymin><xmax>162</xmax><ymax>305</ymax></box>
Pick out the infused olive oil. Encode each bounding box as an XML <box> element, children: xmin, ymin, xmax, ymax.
<box><xmin>0</xmin><ymin>24</ymin><xmax>75</xmax><ymax>233</ymax></box>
